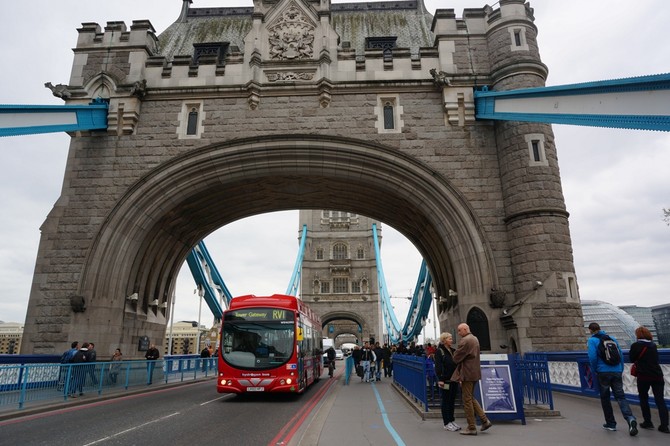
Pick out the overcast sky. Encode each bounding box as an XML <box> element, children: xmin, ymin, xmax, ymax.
<box><xmin>0</xmin><ymin>1</ymin><xmax>668</xmax><ymax>335</ymax></box>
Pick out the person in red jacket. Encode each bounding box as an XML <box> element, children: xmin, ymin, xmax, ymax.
<box><xmin>629</xmin><ymin>326</ymin><xmax>669</xmax><ymax>433</ymax></box>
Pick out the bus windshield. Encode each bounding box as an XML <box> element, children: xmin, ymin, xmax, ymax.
<box><xmin>221</xmin><ymin>308</ymin><xmax>295</xmax><ymax>370</ymax></box>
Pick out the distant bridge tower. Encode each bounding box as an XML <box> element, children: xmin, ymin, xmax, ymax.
<box><xmin>299</xmin><ymin>211</ymin><xmax>382</xmax><ymax>346</ymax></box>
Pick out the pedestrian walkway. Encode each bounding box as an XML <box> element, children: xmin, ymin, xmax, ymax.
<box><xmin>293</xmin><ymin>374</ymin><xmax>668</xmax><ymax>446</ymax></box>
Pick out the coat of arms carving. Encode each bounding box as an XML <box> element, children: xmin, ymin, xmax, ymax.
<box><xmin>268</xmin><ymin>4</ymin><xmax>315</xmax><ymax>60</ymax></box>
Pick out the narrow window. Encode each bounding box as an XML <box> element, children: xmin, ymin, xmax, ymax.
<box><xmin>383</xmin><ymin>103</ymin><xmax>395</xmax><ymax>129</ymax></box>
<box><xmin>321</xmin><ymin>282</ymin><xmax>330</xmax><ymax>294</ymax></box>
<box><xmin>514</xmin><ymin>30</ymin><xmax>522</xmax><ymax>47</ymax></box>
<box><xmin>531</xmin><ymin>140</ymin><xmax>541</xmax><ymax>162</ymax></box>
<box><xmin>316</xmin><ymin>248</ymin><xmax>324</xmax><ymax>260</ymax></box>
<box><xmin>351</xmin><ymin>281</ymin><xmax>361</xmax><ymax>293</ymax></box>
<box><xmin>186</xmin><ymin>108</ymin><xmax>199</xmax><ymax>135</ymax></box>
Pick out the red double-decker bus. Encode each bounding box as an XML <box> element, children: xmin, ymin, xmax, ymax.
<box><xmin>217</xmin><ymin>294</ymin><xmax>323</xmax><ymax>394</ymax></box>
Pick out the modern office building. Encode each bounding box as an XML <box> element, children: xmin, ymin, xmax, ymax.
<box><xmin>581</xmin><ymin>300</ymin><xmax>638</xmax><ymax>348</ymax></box>
<box><xmin>619</xmin><ymin>305</ymin><xmax>658</xmax><ymax>340</ymax></box>
<box><xmin>652</xmin><ymin>303</ymin><xmax>670</xmax><ymax>347</ymax></box>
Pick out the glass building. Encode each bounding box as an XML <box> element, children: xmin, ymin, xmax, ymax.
<box><xmin>581</xmin><ymin>300</ymin><xmax>638</xmax><ymax>348</ymax></box>
<box><xmin>619</xmin><ymin>305</ymin><xmax>658</xmax><ymax>340</ymax></box>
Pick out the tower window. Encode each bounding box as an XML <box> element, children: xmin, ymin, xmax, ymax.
<box><xmin>321</xmin><ymin>282</ymin><xmax>330</xmax><ymax>294</ymax></box>
<box><xmin>509</xmin><ymin>27</ymin><xmax>529</xmax><ymax>52</ymax></box>
<box><xmin>316</xmin><ymin>248</ymin><xmax>324</xmax><ymax>260</ymax></box>
<box><xmin>383</xmin><ymin>103</ymin><xmax>395</xmax><ymax>129</ymax></box>
<box><xmin>514</xmin><ymin>30</ymin><xmax>522</xmax><ymax>47</ymax></box>
<box><xmin>376</xmin><ymin>95</ymin><xmax>403</xmax><ymax>134</ymax></box>
<box><xmin>186</xmin><ymin>108</ymin><xmax>199</xmax><ymax>135</ymax></box>
<box><xmin>333</xmin><ymin>278</ymin><xmax>348</xmax><ymax>293</ymax></box>
<box><xmin>333</xmin><ymin>243</ymin><xmax>348</xmax><ymax>260</ymax></box>
<box><xmin>357</xmin><ymin>247</ymin><xmax>365</xmax><ymax>260</ymax></box>
<box><xmin>525</xmin><ymin>133</ymin><xmax>548</xmax><ymax>166</ymax></box>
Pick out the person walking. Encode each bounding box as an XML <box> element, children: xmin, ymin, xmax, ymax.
<box><xmin>373</xmin><ymin>342</ymin><xmax>383</xmax><ymax>381</ymax></box>
<box><xmin>85</xmin><ymin>342</ymin><xmax>98</xmax><ymax>385</ymax></box>
<box><xmin>435</xmin><ymin>332</ymin><xmax>460</xmax><ymax>432</ymax></box>
<box><xmin>145</xmin><ymin>343</ymin><xmax>160</xmax><ymax>385</ymax></box>
<box><xmin>109</xmin><ymin>348</ymin><xmax>123</xmax><ymax>384</ymax></box>
<box><xmin>629</xmin><ymin>326</ymin><xmax>669</xmax><ymax>433</ymax></box>
<box><xmin>360</xmin><ymin>342</ymin><xmax>376</xmax><ymax>383</ymax></box>
<box><xmin>70</xmin><ymin>342</ymin><xmax>91</xmax><ymax>397</ymax></box>
<box><xmin>381</xmin><ymin>344</ymin><xmax>392</xmax><ymax>378</ymax></box>
<box><xmin>587</xmin><ymin>322</ymin><xmax>638</xmax><ymax>436</ymax></box>
<box><xmin>200</xmin><ymin>346</ymin><xmax>212</xmax><ymax>372</ymax></box>
<box><xmin>451</xmin><ymin>323</ymin><xmax>492</xmax><ymax>436</ymax></box>
<box><xmin>325</xmin><ymin>346</ymin><xmax>336</xmax><ymax>377</ymax></box>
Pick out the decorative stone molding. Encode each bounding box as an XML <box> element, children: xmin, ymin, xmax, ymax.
<box><xmin>265</xmin><ymin>71</ymin><xmax>315</xmax><ymax>82</ymax></box>
<box><xmin>268</xmin><ymin>2</ymin><xmax>316</xmax><ymax>60</ymax></box>
<box><xmin>442</xmin><ymin>87</ymin><xmax>475</xmax><ymax>126</ymax></box>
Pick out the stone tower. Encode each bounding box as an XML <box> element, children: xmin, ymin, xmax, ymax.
<box><xmin>20</xmin><ymin>0</ymin><xmax>585</xmax><ymax>357</ymax></box>
<box><xmin>298</xmin><ymin>210</ymin><xmax>382</xmax><ymax>345</ymax></box>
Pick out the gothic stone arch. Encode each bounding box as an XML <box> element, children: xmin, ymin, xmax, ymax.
<box><xmin>23</xmin><ymin>135</ymin><xmax>494</xmax><ymax>357</ymax></box>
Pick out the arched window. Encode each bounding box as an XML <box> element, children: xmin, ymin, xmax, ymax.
<box><xmin>466</xmin><ymin>307</ymin><xmax>491</xmax><ymax>351</ymax></box>
<box><xmin>186</xmin><ymin>108</ymin><xmax>199</xmax><ymax>135</ymax></box>
<box><xmin>332</xmin><ymin>243</ymin><xmax>348</xmax><ymax>260</ymax></box>
<box><xmin>383</xmin><ymin>102</ymin><xmax>395</xmax><ymax>130</ymax></box>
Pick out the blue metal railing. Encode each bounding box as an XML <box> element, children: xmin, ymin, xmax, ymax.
<box><xmin>0</xmin><ymin>355</ymin><xmax>216</xmax><ymax>412</ymax></box>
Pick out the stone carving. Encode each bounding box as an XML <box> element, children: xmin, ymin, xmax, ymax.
<box><xmin>44</xmin><ymin>82</ymin><xmax>71</xmax><ymax>100</ymax></box>
<box><xmin>266</xmin><ymin>71</ymin><xmax>315</xmax><ymax>82</ymax></box>
<box><xmin>429</xmin><ymin>68</ymin><xmax>452</xmax><ymax>88</ymax></box>
<box><xmin>268</xmin><ymin>3</ymin><xmax>315</xmax><ymax>60</ymax></box>
<box><xmin>130</xmin><ymin>79</ymin><xmax>148</xmax><ymax>99</ymax></box>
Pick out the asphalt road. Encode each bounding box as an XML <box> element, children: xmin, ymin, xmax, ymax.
<box><xmin>0</xmin><ymin>376</ymin><xmax>333</xmax><ymax>446</ymax></box>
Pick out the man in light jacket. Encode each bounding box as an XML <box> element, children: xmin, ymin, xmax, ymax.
<box><xmin>451</xmin><ymin>323</ymin><xmax>492</xmax><ymax>436</ymax></box>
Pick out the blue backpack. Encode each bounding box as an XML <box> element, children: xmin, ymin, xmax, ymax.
<box><xmin>60</xmin><ymin>348</ymin><xmax>77</xmax><ymax>364</ymax></box>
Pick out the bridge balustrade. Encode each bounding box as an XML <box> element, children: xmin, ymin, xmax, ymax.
<box><xmin>0</xmin><ymin>355</ymin><xmax>216</xmax><ymax>411</ymax></box>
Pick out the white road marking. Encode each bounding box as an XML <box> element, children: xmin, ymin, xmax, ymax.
<box><xmin>82</xmin><ymin>412</ymin><xmax>180</xmax><ymax>445</ymax></box>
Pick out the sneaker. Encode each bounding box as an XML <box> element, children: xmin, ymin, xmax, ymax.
<box><xmin>460</xmin><ymin>429</ymin><xmax>477</xmax><ymax>436</ymax></box>
<box><xmin>659</xmin><ymin>425</ymin><xmax>669</xmax><ymax>434</ymax></box>
<box><xmin>480</xmin><ymin>420</ymin><xmax>493</xmax><ymax>431</ymax></box>
<box><xmin>451</xmin><ymin>422</ymin><xmax>462</xmax><ymax>431</ymax></box>
<box><xmin>640</xmin><ymin>421</ymin><xmax>654</xmax><ymax>429</ymax></box>
<box><xmin>444</xmin><ymin>423</ymin><xmax>457</xmax><ymax>432</ymax></box>
<box><xmin>602</xmin><ymin>423</ymin><xmax>617</xmax><ymax>431</ymax></box>
<box><xmin>629</xmin><ymin>419</ymin><xmax>638</xmax><ymax>436</ymax></box>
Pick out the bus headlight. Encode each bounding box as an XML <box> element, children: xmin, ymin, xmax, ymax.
<box><xmin>286</xmin><ymin>378</ymin><xmax>292</xmax><ymax>384</ymax></box>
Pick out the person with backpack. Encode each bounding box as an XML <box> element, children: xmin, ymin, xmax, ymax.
<box><xmin>587</xmin><ymin>322</ymin><xmax>638</xmax><ymax>436</ymax></box>
<box><xmin>59</xmin><ymin>341</ymin><xmax>79</xmax><ymax>393</ymax></box>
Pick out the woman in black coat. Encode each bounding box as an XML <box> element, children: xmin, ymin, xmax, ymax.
<box><xmin>629</xmin><ymin>326</ymin><xmax>668</xmax><ymax>433</ymax></box>
<box><xmin>434</xmin><ymin>332</ymin><xmax>460</xmax><ymax>431</ymax></box>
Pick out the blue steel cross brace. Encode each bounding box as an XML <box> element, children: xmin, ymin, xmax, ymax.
<box><xmin>474</xmin><ymin>72</ymin><xmax>670</xmax><ymax>131</ymax></box>
<box><xmin>0</xmin><ymin>100</ymin><xmax>108</xmax><ymax>137</ymax></box>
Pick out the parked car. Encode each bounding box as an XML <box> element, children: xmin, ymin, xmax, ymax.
<box><xmin>335</xmin><ymin>349</ymin><xmax>344</xmax><ymax>360</ymax></box>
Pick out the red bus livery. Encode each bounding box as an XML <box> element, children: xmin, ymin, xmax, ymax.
<box><xmin>217</xmin><ymin>294</ymin><xmax>322</xmax><ymax>393</ymax></box>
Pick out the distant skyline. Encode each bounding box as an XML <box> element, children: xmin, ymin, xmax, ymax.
<box><xmin>0</xmin><ymin>1</ymin><xmax>668</xmax><ymax>334</ymax></box>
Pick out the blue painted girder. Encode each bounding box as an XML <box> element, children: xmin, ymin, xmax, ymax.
<box><xmin>474</xmin><ymin>72</ymin><xmax>670</xmax><ymax>131</ymax></box>
<box><xmin>0</xmin><ymin>100</ymin><xmax>108</xmax><ymax>137</ymax></box>
<box><xmin>286</xmin><ymin>225</ymin><xmax>308</xmax><ymax>296</ymax></box>
<box><xmin>185</xmin><ymin>241</ymin><xmax>229</xmax><ymax>320</ymax></box>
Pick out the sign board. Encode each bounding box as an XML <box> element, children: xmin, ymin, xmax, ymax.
<box><xmin>476</xmin><ymin>354</ymin><xmax>526</xmax><ymax>424</ymax></box>
<box><xmin>138</xmin><ymin>336</ymin><xmax>150</xmax><ymax>352</ymax></box>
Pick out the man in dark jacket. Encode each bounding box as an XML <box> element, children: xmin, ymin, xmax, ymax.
<box><xmin>381</xmin><ymin>344</ymin><xmax>392</xmax><ymax>377</ymax></box>
<box><xmin>145</xmin><ymin>344</ymin><xmax>160</xmax><ymax>385</ymax></box>
<box><xmin>70</xmin><ymin>342</ymin><xmax>91</xmax><ymax>397</ymax></box>
<box><xmin>373</xmin><ymin>342</ymin><xmax>384</xmax><ymax>381</ymax></box>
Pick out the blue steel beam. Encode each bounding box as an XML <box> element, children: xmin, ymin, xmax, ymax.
<box><xmin>185</xmin><ymin>241</ymin><xmax>229</xmax><ymax>320</ymax></box>
<box><xmin>0</xmin><ymin>100</ymin><xmax>108</xmax><ymax>137</ymax></box>
<box><xmin>474</xmin><ymin>72</ymin><xmax>670</xmax><ymax>131</ymax></box>
<box><xmin>286</xmin><ymin>224</ymin><xmax>308</xmax><ymax>296</ymax></box>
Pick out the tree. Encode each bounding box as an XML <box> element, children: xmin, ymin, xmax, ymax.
<box><xmin>664</xmin><ymin>208</ymin><xmax>670</xmax><ymax>226</ymax></box>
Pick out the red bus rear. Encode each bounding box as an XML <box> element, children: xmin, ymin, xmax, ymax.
<box><xmin>217</xmin><ymin>294</ymin><xmax>322</xmax><ymax>394</ymax></box>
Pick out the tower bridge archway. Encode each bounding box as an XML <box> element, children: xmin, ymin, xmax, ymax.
<box><xmin>53</xmin><ymin>134</ymin><xmax>492</xmax><ymax>357</ymax></box>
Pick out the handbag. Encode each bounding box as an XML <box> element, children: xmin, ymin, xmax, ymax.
<box><xmin>630</xmin><ymin>346</ymin><xmax>647</xmax><ymax>377</ymax></box>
